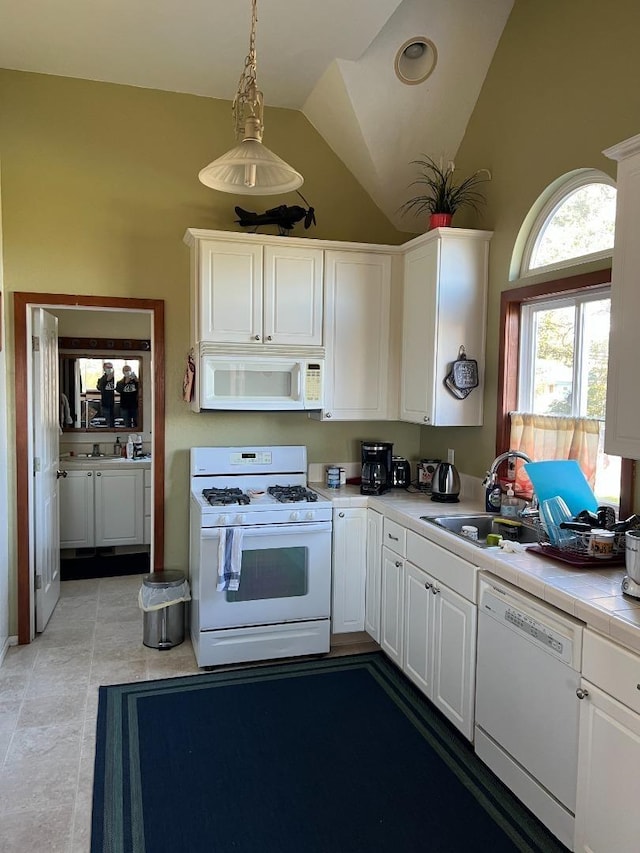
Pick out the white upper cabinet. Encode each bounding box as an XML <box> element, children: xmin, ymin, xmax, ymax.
<box><xmin>603</xmin><ymin>134</ymin><xmax>640</xmax><ymax>458</ymax></box>
<box><xmin>400</xmin><ymin>228</ymin><xmax>492</xmax><ymax>426</ymax></box>
<box><xmin>319</xmin><ymin>249</ymin><xmax>394</xmax><ymax>421</ymax></box>
<box><xmin>263</xmin><ymin>245</ymin><xmax>324</xmax><ymax>346</ymax></box>
<box><xmin>186</xmin><ymin>231</ymin><xmax>323</xmax><ymax>347</ymax></box>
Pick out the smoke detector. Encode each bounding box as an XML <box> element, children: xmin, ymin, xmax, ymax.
<box><xmin>394</xmin><ymin>37</ymin><xmax>437</xmax><ymax>85</ymax></box>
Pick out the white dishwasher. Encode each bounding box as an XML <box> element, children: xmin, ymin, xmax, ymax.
<box><xmin>475</xmin><ymin>573</ymin><xmax>583</xmax><ymax>850</ymax></box>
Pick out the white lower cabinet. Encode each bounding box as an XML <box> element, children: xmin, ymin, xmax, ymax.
<box><xmin>364</xmin><ymin>509</ymin><xmax>383</xmax><ymax>641</ymax></box>
<box><xmin>60</xmin><ymin>466</ymin><xmax>145</xmax><ymax>548</ymax></box>
<box><xmin>59</xmin><ymin>470</ymin><xmax>95</xmax><ymax>548</ymax></box>
<box><xmin>378</xmin><ymin>522</ymin><xmax>477</xmax><ymax>741</ymax></box>
<box><xmin>403</xmin><ymin>559</ymin><xmax>476</xmax><ymax>740</ymax></box>
<box><xmin>380</xmin><ymin>546</ymin><xmax>405</xmax><ymax>666</ymax></box>
<box><xmin>574</xmin><ymin>630</ymin><xmax>640</xmax><ymax>853</ymax></box>
<box><xmin>331</xmin><ymin>508</ymin><xmax>367</xmax><ymax>633</ymax></box>
<box><xmin>404</xmin><ymin>561</ymin><xmax>434</xmax><ymax>695</ymax></box>
<box><xmin>94</xmin><ymin>468</ymin><xmax>145</xmax><ymax>546</ymax></box>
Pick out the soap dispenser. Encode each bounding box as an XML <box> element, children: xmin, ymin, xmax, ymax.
<box><xmin>113</xmin><ymin>436</ymin><xmax>121</xmax><ymax>457</ymax></box>
<box><xmin>483</xmin><ymin>472</ymin><xmax>502</xmax><ymax>512</ymax></box>
<box><xmin>500</xmin><ymin>485</ymin><xmax>519</xmax><ymax>518</ymax></box>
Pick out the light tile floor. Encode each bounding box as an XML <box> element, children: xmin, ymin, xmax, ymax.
<box><xmin>0</xmin><ymin>574</ymin><xmax>377</xmax><ymax>853</ymax></box>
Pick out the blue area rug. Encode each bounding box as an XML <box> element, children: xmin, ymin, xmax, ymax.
<box><xmin>91</xmin><ymin>652</ymin><xmax>568</xmax><ymax>852</ymax></box>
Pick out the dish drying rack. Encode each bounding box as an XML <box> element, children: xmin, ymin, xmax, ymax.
<box><xmin>529</xmin><ymin>514</ymin><xmax>627</xmax><ymax>567</ymax></box>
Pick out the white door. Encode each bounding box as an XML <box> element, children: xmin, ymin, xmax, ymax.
<box><xmin>263</xmin><ymin>245</ymin><xmax>324</xmax><ymax>346</ymax></box>
<box><xmin>431</xmin><ymin>582</ymin><xmax>477</xmax><ymax>740</ymax></box>
<box><xmin>403</xmin><ymin>561</ymin><xmax>434</xmax><ymax>697</ymax></box>
<box><xmin>94</xmin><ymin>468</ymin><xmax>144</xmax><ymax>546</ymax></box>
<box><xmin>331</xmin><ymin>508</ymin><xmax>366</xmax><ymax>634</ymax></box>
<box><xmin>32</xmin><ymin>308</ymin><xmax>60</xmax><ymax>632</ymax></box>
<box><xmin>198</xmin><ymin>239</ymin><xmax>263</xmax><ymax>343</ymax></box>
<box><xmin>380</xmin><ymin>546</ymin><xmax>404</xmax><ymax>665</ymax></box>
<box><xmin>59</xmin><ymin>469</ymin><xmax>95</xmax><ymax>548</ymax></box>
<box><xmin>364</xmin><ymin>509</ymin><xmax>383</xmax><ymax>641</ymax></box>
<box><xmin>322</xmin><ymin>250</ymin><xmax>392</xmax><ymax>420</ymax></box>
<box><xmin>574</xmin><ymin>681</ymin><xmax>640</xmax><ymax>853</ymax></box>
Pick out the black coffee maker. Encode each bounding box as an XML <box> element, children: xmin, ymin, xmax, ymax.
<box><xmin>361</xmin><ymin>441</ymin><xmax>393</xmax><ymax>495</ymax></box>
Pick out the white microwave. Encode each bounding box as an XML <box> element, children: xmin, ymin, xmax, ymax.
<box><xmin>197</xmin><ymin>353</ymin><xmax>324</xmax><ymax>411</ymax></box>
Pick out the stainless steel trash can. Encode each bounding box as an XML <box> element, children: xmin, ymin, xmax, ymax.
<box><xmin>142</xmin><ymin>570</ymin><xmax>186</xmax><ymax>650</ymax></box>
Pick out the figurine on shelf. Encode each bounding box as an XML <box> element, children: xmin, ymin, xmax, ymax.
<box><xmin>234</xmin><ymin>191</ymin><xmax>316</xmax><ymax>236</ymax></box>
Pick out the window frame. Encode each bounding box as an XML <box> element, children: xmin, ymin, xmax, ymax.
<box><xmin>520</xmin><ymin>170</ymin><xmax>616</xmax><ymax>277</ymax></box>
<box><xmin>518</xmin><ymin>285</ymin><xmax>611</xmax><ymax>417</ymax></box>
<box><xmin>496</xmin><ymin>268</ymin><xmax>634</xmax><ymax>518</ymax></box>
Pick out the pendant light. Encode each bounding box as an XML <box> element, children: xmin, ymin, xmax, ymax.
<box><xmin>198</xmin><ymin>0</ymin><xmax>303</xmax><ymax>195</ymax></box>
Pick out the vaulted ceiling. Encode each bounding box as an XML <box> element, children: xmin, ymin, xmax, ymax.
<box><xmin>0</xmin><ymin>0</ymin><xmax>514</xmax><ymax>231</ymax></box>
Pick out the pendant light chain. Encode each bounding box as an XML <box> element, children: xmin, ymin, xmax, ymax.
<box><xmin>233</xmin><ymin>0</ymin><xmax>263</xmax><ymax>142</ymax></box>
<box><xmin>198</xmin><ymin>0</ymin><xmax>303</xmax><ymax>194</ymax></box>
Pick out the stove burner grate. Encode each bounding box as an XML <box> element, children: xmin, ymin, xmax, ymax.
<box><xmin>267</xmin><ymin>485</ymin><xmax>318</xmax><ymax>503</ymax></box>
<box><xmin>202</xmin><ymin>487</ymin><xmax>251</xmax><ymax>506</ymax></box>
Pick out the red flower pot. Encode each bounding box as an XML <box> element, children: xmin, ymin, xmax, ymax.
<box><xmin>429</xmin><ymin>213</ymin><xmax>453</xmax><ymax>230</ymax></box>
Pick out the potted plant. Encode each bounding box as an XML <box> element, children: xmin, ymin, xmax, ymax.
<box><xmin>401</xmin><ymin>155</ymin><xmax>491</xmax><ymax>230</ymax></box>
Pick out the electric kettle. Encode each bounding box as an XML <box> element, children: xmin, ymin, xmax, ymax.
<box><xmin>430</xmin><ymin>462</ymin><xmax>461</xmax><ymax>503</ymax></box>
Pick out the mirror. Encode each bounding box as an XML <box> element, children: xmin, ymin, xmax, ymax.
<box><xmin>60</xmin><ymin>355</ymin><xmax>143</xmax><ymax>432</ymax></box>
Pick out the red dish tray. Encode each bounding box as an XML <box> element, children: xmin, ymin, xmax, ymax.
<box><xmin>526</xmin><ymin>544</ymin><xmax>625</xmax><ymax>568</ymax></box>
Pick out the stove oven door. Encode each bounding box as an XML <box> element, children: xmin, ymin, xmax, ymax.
<box><xmin>197</xmin><ymin>522</ymin><xmax>332</xmax><ymax>630</ymax></box>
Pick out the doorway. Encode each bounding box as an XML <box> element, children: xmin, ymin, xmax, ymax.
<box><xmin>13</xmin><ymin>293</ymin><xmax>165</xmax><ymax>644</ymax></box>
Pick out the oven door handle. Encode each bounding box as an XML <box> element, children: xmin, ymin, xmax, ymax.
<box><xmin>201</xmin><ymin>521</ymin><xmax>332</xmax><ymax>539</ymax></box>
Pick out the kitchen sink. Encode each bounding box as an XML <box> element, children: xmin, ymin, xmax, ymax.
<box><xmin>420</xmin><ymin>513</ymin><xmax>539</xmax><ymax>548</ymax></box>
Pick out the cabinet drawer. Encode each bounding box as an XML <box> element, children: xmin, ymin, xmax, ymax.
<box><xmin>383</xmin><ymin>518</ymin><xmax>406</xmax><ymax>556</ymax></box>
<box><xmin>406</xmin><ymin>530</ymin><xmax>476</xmax><ymax>602</ymax></box>
<box><xmin>583</xmin><ymin>629</ymin><xmax>640</xmax><ymax>715</ymax></box>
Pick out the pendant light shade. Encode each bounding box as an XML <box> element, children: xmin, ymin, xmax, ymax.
<box><xmin>198</xmin><ymin>139</ymin><xmax>303</xmax><ymax>195</ymax></box>
<box><xmin>198</xmin><ymin>0</ymin><xmax>303</xmax><ymax>196</ymax></box>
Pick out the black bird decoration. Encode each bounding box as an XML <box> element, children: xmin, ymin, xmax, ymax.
<box><xmin>235</xmin><ymin>191</ymin><xmax>316</xmax><ymax>236</ymax></box>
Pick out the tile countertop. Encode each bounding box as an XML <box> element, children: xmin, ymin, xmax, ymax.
<box><xmin>311</xmin><ymin>483</ymin><xmax>640</xmax><ymax>655</ymax></box>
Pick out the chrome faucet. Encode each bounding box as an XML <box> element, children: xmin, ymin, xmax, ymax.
<box><xmin>483</xmin><ymin>450</ymin><xmax>538</xmax><ymax>516</ymax></box>
<box><xmin>485</xmin><ymin>450</ymin><xmax>533</xmax><ymax>483</ymax></box>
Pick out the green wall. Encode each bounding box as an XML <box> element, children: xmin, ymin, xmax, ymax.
<box><xmin>421</xmin><ymin>0</ymin><xmax>640</xmax><ymax>483</ymax></box>
<box><xmin>0</xmin><ymin>70</ymin><xmax>419</xmax><ymax>630</ymax></box>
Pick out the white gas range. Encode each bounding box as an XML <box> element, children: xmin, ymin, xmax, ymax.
<box><xmin>189</xmin><ymin>446</ymin><xmax>333</xmax><ymax>667</ymax></box>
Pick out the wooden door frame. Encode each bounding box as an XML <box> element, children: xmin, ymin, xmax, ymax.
<box><xmin>14</xmin><ymin>293</ymin><xmax>165</xmax><ymax>644</ymax></box>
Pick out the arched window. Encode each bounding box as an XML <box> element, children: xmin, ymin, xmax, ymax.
<box><xmin>513</xmin><ymin>169</ymin><xmax>616</xmax><ymax>279</ymax></box>
<box><xmin>499</xmin><ymin>170</ymin><xmax>632</xmax><ymax>513</ymax></box>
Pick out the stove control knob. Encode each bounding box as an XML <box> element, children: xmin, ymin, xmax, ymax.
<box><xmin>218</xmin><ymin>515</ymin><xmax>228</xmax><ymax>525</ymax></box>
<box><xmin>305</xmin><ymin>510</ymin><xmax>315</xmax><ymax>520</ymax></box>
<box><xmin>290</xmin><ymin>511</ymin><xmax>300</xmax><ymax>521</ymax></box>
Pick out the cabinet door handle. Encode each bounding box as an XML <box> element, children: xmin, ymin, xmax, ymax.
<box><xmin>254</xmin><ymin>335</ymin><xmax>261</xmax><ymax>341</ymax></box>
<box><xmin>338</xmin><ymin>512</ymin><xmax>345</xmax><ymax>518</ymax></box>
<box><xmin>423</xmin><ymin>416</ymin><xmax>431</xmax><ymax>423</ymax></box>
<box><xmin>325</xmin><ymin>412</ymin><xmax>332</xmax><ymax>418</ymax></box>
<box><xmin>431</xmin><ymin>585</ymin><xmax>440</xmax><ymax>595</ymax></box>
<box><xmin>56</xmin><ymin>470</ymin><xmax>68</xmax><ymax>479</ymax></box>
<box><xmin>266</xmin><ymin>335</ymin><xmax>272</xmax><ymax>341</ymax></box>
<box><xmin>395</xmin><ymin>561</ymin><xmax>402</xmax><ymax>568</ymax></box>
<box><xmin>388</xmin><ymin>534</ymin><xmax>399</xmax><ymax>541</ymax></box>
<box><xmin>87</xmin><ymin>472</ymin><xmax>92</xmax><ymax>477</ymax></box>
<box><xmin>576</xmin><ymin>687</ymin><xmax>589</xmax><ymax>700</ymax></box>
<box><xmin>424</xmin><ymin>581</ymin><xmax>432</xmax><ymax>590</ymax></box>
<box><xmin>96</xmin><ymin>472</ymin><xmax>102</xmax><ymax>477</ymax></box>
